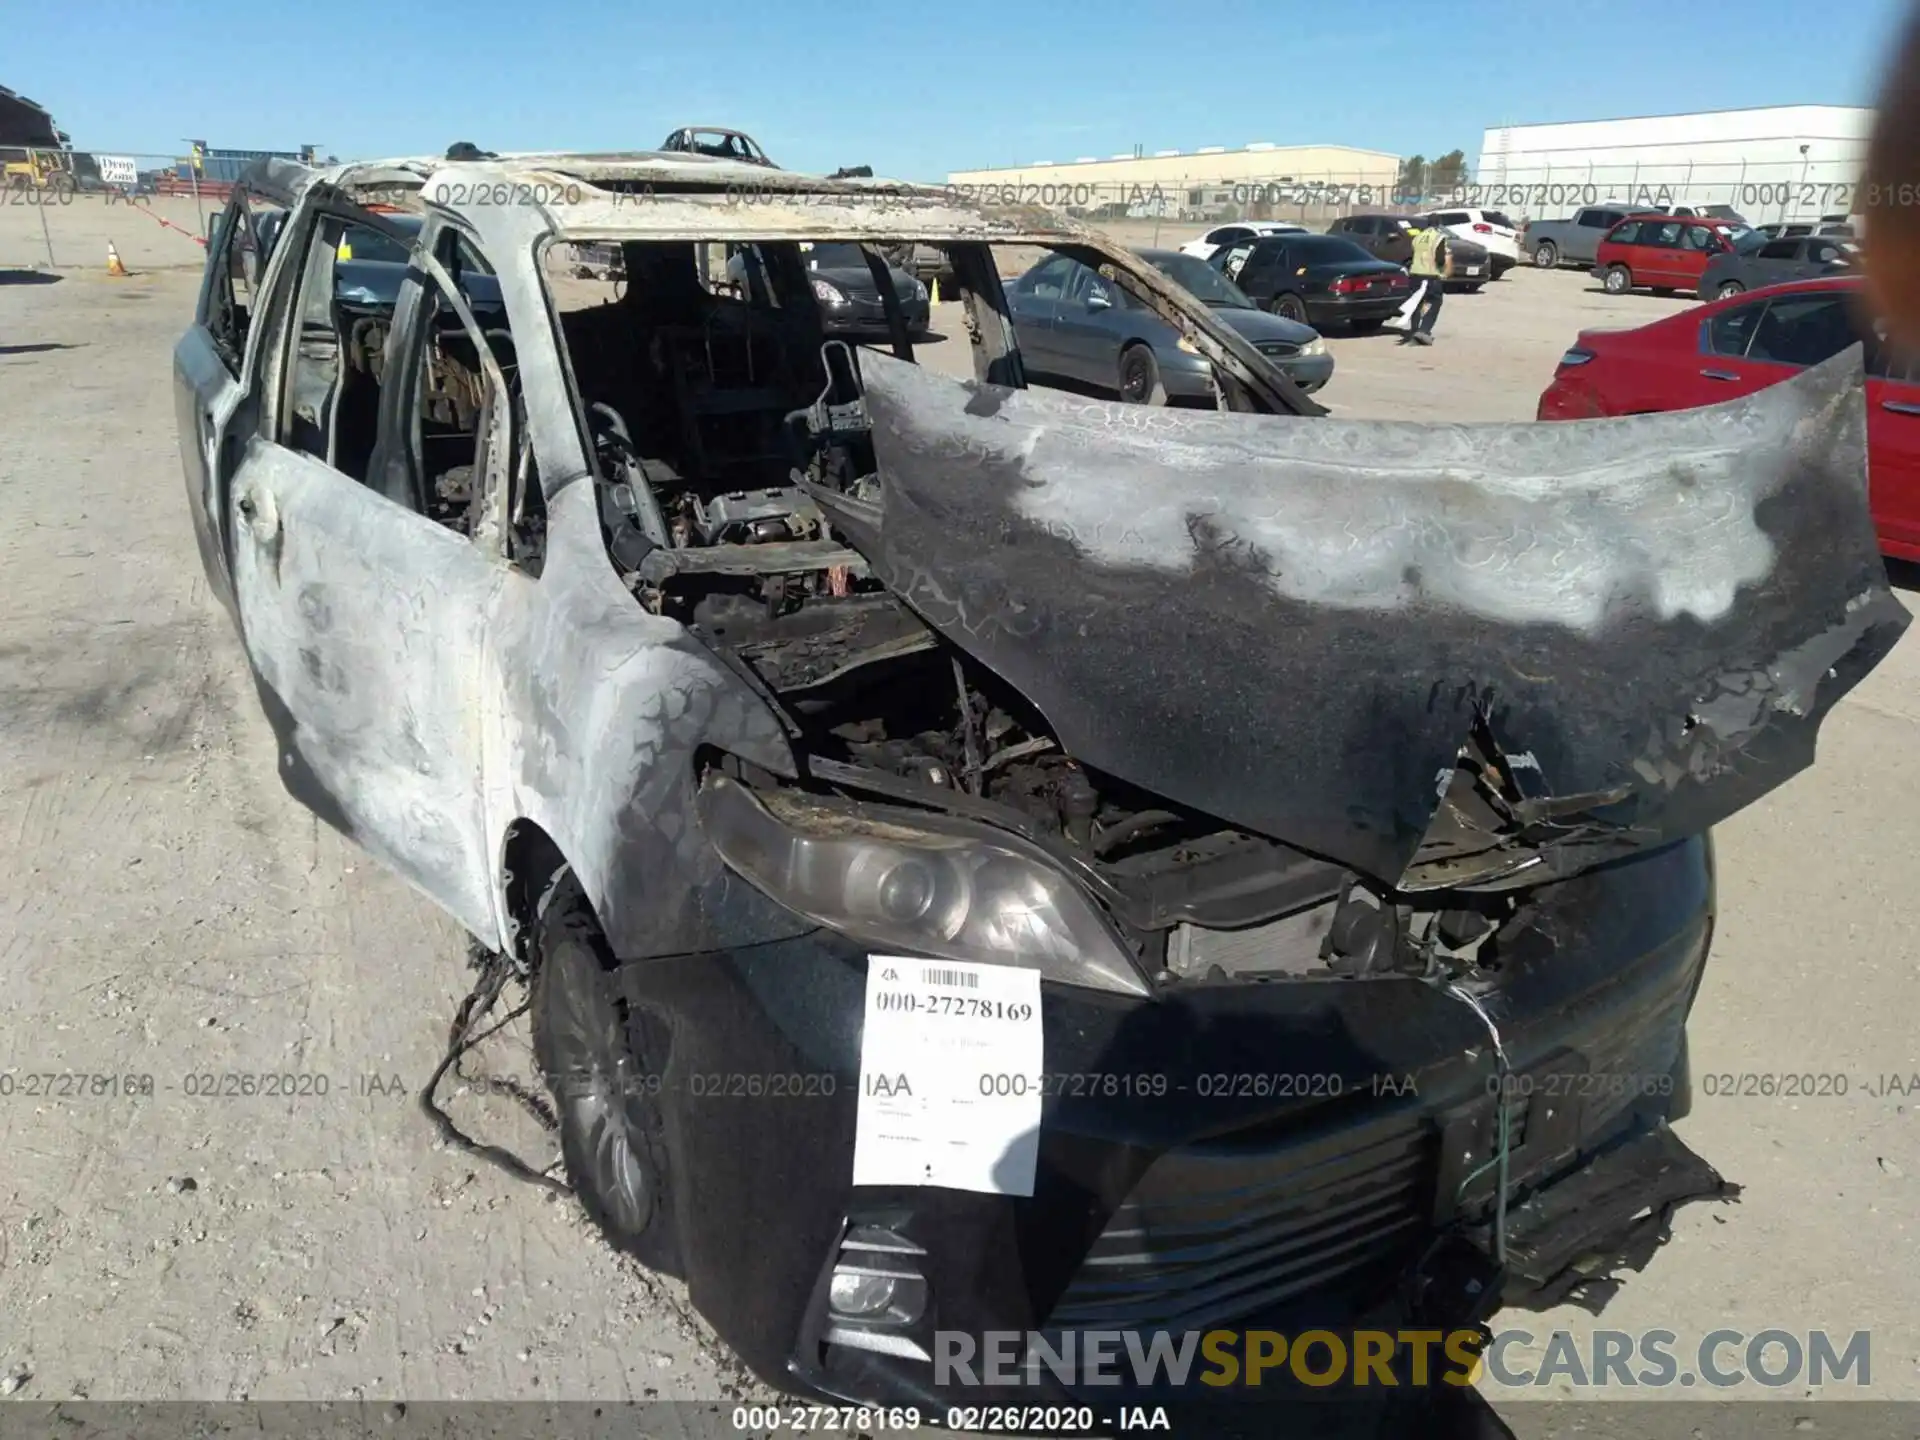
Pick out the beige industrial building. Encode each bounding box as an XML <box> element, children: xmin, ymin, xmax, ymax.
<box><xmin>947</xmin><ymin>143</ymin><xmax>1401</xmax><ymax>219</ymax></box>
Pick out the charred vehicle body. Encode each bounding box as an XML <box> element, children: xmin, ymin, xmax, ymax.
<box><xmin>175</xmin><ymin>148</ymin><xmax>1907</xmax><ymax>1413</ymax></box>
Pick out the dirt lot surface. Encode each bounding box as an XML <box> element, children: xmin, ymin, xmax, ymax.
<box><xmin>4</xmin><ymin>263</ymin><xmax>1919</xmax><ymax>1424</ymax></box>
<box><xmin>0</xmin><ymin>194</ymin><xmax>213</xmax><ymax>274</ymax></box>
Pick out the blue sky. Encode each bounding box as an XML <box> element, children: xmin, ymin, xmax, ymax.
<box><xmin>9</xmin><ymin>0</ymin><xmax>1910</xmax><ymax>177</ymax></box>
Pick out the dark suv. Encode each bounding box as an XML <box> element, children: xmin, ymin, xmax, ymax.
<box><xmin>1327</xmin><ymin>211</ymin><xmax>1416</xmax><ymax>265</ymax></box>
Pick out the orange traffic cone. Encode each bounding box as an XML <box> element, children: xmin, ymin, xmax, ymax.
<box><xmin>107</xmin><ymin>242</ymin><xmax>128</xmax><ymax>277</ymax></box>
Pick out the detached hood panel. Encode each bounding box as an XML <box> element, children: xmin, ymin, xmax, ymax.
<box><xmin>845</xmin><ymin>350</ymin><xmax>1908</xmax><ymax>889</ymax></box>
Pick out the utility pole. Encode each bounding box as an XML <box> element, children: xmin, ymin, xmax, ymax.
<box><xmin>181</xmin><ymin>137</ymin><xmax>204</xmax><ymax>237</ymax></box>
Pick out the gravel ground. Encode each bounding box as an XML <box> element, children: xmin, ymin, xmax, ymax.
<box><xmin>3</xmin><ymin>262</ymin><xmax>1918</xmax><ymax>1425</ymax></box>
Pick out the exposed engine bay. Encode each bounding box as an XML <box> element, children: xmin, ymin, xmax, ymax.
<box><xmin>559</xmin><ymin>245</ymin><xmax>1532</xmax><ymax>988</ymax></box>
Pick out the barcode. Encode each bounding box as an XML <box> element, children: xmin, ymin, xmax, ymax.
<box><xmin>922</xmin><ymin>967</ymin><xmax>979</xmax><ymax>989</ymax></box>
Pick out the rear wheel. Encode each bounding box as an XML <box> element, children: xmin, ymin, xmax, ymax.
<box><xmin>1715</xmin><ymin>280</ymin><xmax>1745</xmax><ymax>300</ymax></box>
<box><xmin>532</xmin><ymin>869</ymin><xmax>677</xmax><ymax>1268</ymax></box>
<box><xmin>1532</xmin><ymin>241</ymin><xmax>1559</xmax><ymax>268</ymax></box>
<box><xmin>1117</xmin><ymin>343</ymin><xmax>1167</xmax><ymax>405</ymax></box>
<box><xmin>1268</xmin><ymin>291</ymin><xmax>1309</xmax><ymax>323</ymax></box>
<box><xmin>1603</xmin><ymin>265</ymin><xmax>1633</xmax><ymax>295</ymax></box>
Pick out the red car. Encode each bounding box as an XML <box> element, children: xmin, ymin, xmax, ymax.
<box><xmin>1538</xmin><ymin>276</ymin><xmax>1920</xmax><ymax>560</ymax></box>
<box><xmin>1589</xmin><ymin>215</ymin><xmax>1749</xmax><ymax>298</ymax></box>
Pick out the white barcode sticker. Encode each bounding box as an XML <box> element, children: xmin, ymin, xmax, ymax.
<box><xmin>852</xmin><ymin>956</ymin><xmax>1043</xmax><ymax>1196</ymax></box>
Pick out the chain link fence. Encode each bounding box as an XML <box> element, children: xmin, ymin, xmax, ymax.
<box><xmin>4</xmin><ymin>149</ymin><xmax>1872</xmax><ymax>274</ymax></box>
<box><xmin>950</xmin><ymin>157</ymin><xmax>1869</xmax><ymax>248</ymax></box>
<box><xmin>1</xmin><ymin>147</ymin><xmax>255</xmax><ymax>272</ymax></box>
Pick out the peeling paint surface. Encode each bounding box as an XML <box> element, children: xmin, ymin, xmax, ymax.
<box><xmin>854</xmin><ymin>349</ymin><xmax>1910</xmax><ymax>886</ymax></box>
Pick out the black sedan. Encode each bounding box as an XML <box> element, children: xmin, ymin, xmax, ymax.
<box><xmin>1698</xmin><ymin>231</ymin><xmax>1856</xmax><ymax>301</ymax></box>
<box><xmin>1007</xmin><ymin>249</ymin><xmax>1332</xmax><ymax>403</ymax></box>
<box><xmin>1208</xmin><ymin>233</ymin><xmax>1414</xmax><ymax>328</ymax></box>
<box><xmin>780</xmin><ymin>242</ymin><xmax>930</xmax><ymax>338</ymax></box>
<box><xmin>332</xmin><ymin>215</ymin><xmax>504</xmax><ymax>315</ymax></box>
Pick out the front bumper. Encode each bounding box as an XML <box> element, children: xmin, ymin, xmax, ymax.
<box><xmin>822</xmin><ymin>296</ymin><xmax>932</xmax><ymax>337</ymax></box>
<box><xmin>1161</xmin><ymin>350</ymin><xmax>1336</xmax><ymax>399</ymax></box>
<box><xmin>610</xmin><ymin>836</ymin><xmax>1717</xmax><ymax>1410</ymax></box>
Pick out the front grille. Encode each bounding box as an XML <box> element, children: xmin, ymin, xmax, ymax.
<box><xmin>1046</xmin><ymin>1117</ymin><xmax>1434</xmax><ymax>1332</ymax></box>
<box><xmin>1047</xmin><ymin>933</ymin><xmax>1703</xmax><ymax>1334</ymax></box>
<box><xmin>1256</xmin><ymin>340</ymin><xmax>1301</xmax><ymax>358</ymax></box>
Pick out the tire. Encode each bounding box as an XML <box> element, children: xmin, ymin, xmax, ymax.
<box><xmin>1117</xmin><ymin>343</ymin><xmax>1167</xmax><ymax>405</ymax></box>
<box><xmin>531</xmin><ymin>868</ymin><xmax>678</xmax><ymax>1269</ymax></box>
<box><xmin>1715</xmin><ymin>280</ymin><xmax>1745</xmax><ymax>300</ymax></box>
<box><xmin>1532</xmin><ymin>241</ymin><xmax>1559</xmax><ymax>268</ymax></box>
<box><xmin>1603</xmin><ymin>265</ymin><xmax>1632</xmax><ymax>295</ymax></box>
<box><xmin>1269</xmin><ymin>292</ymin><xmax>1309</xmax><ymax>324</ymax></box>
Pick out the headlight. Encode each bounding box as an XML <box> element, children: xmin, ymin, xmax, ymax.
<box><xmin>1176</xmin><ymin>336</ymin><xmax>1200</xmax><ymax>355</ymax></box>
<box><xmin>698</xmin><ymin>774</ymin><xmax>1149</xmax><ymax>995</ymax></box>
<box><xmin>1300</xmin><ymin>336</ymin><xmax>1327</xmax><ymax>356</ymax></box>
<box><xmin>911</xmin><ymin>278</ymin><xmax>928</xmax><ymax>302</ymax></box>
<box><xmin>812</xmin><ymin>276</ymin><xmax>849</xmax><ymax>307</ymax></box>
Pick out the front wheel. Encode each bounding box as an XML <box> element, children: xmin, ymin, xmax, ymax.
<box><xmin>1715</xmin><ymin>280</ymin><xmax>1745</xmax><ymax>300</ymax></box>
<box><xmin>1532</xmin><ymin>241</ymin><xmax>1559</xmax><ymax>268</ymax></box>
<box><xmin>1268</xmin><ymin>291</ymin><xmax>1309</xmax><ymax>323</ymax></box>
<box><xmin>1603</xmin><ymin>265</ymin><xmax>1633</xmax><ymax>295</ymax></box>
<box><xmin>532</xmin><ymin>869</ymin><xmax>677</xmax><ymax>1269</ymax></box>
<box><xmin>1117</xmin><ymin>343</ymin><xmax>1167</xmax><ymax>405</ymax></box>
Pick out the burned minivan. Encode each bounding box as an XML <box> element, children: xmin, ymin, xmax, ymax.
<box><xmin>175</xmin><ymin>150</ymin><xmax>1906</xmax><ymax>1411</ymax></box>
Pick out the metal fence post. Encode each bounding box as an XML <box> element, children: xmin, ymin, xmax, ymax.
<box><xmin>37</xmin><ymin>195</ymin><xmax>57</xmax><ymax>268</ymax></box>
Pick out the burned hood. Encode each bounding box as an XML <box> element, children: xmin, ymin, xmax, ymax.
<box><xmin>836</xmin><ymin>349</ymin><xmax>1908</xmax><ymax>891</ymax></box>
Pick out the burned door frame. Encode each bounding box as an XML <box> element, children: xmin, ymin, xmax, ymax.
<box><xmin>221</xmin><ymin>190</ymin><xmax>514</xmax><ymax>941</ymax></box>
<box><xmin>176</xmin><ymin>179</ymin><xmax>292</xmax><ymax>618</ymax></box>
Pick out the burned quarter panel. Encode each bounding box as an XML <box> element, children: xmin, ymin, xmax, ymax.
<box><xmin>487</xmin><ymin>479</ymin><xmax>807</xmax><ymax>959</ymax></box>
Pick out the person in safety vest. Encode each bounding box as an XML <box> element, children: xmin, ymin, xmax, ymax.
<box><xmin>1403</xmin><ymin>222</ymin><xmax>1450</xmax><ymax>347</ymax></box>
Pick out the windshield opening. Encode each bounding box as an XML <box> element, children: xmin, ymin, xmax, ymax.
<box><xmin>339</xmin><ymin>221</ymin><xmax>417</xmax><ymax>265</ymax></box>
<box><xmin>803</xmin><ymin>242</ymin><xmax>870</xmax><ymax>269</ymax></box>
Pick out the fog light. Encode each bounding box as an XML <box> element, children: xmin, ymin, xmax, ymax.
<box><xmin>829</xmin><ymin>1270</ymin><xmax>899</xmax><ymax>1318</ymax></box>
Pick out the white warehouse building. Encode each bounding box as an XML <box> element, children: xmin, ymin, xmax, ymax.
<box><xmin>1475</xmin><ymin>105</ymin><xmax>1872</xmax><ymax>224</ymax></box>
